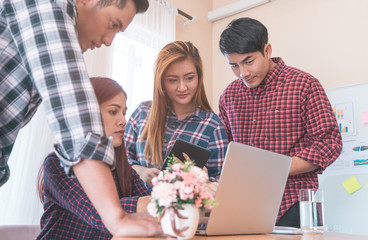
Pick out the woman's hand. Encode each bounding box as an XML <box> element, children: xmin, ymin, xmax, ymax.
<box><xmin>113</xmin><ymin>213</ymin><xmax>162</xmax><ymax>237</ymax></box>
<box><xmin>202</xmin><ymin>166</ymin><xmax>218</xmax><ymax>198</ymax></box>
<box><xmin>132</xmin><ymin>165</ymin><xmax>160</xmax><ymax>187</ymax></box>
<box><xmin>180</xmin><ymin>152</ymin><xmax>192</xmax><ymax>164</ymax></box>
<box><xmin>137</xmin><ymin>196</ymin><xmax>151</xmax><ymax>213</ymax></box>
<box><xmin>205</xmin><ymin>181</ymin><xmax>218</xmax><ymax>198</ymax></box>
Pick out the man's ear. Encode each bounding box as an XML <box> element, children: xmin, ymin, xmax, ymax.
<box><xmin>264</xmin><ymin>43</ymin><xmax>272</xmax><ymax>58</ymax></box>
<box><xmin>77</xmin><ymin>0</ymin><xmax>89</xmax><ymax>6</ymax></box>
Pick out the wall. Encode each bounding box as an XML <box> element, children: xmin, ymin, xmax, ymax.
<box><xmin>165</xmin><ymin>0</ymin><xmax>214</xmax><ymax>107</ymax></box>
<box><xmin>212</xmin><ymin>0</ymin><xmax>368</xmax><ymax>112</ymax></box>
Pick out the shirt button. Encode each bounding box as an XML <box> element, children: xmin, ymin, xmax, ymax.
<box><xmin>163</xmin><ymin>139</ymin><xmax>167</xmax><ymax>143</ymax></box>
<box><xmin>171</xmin><ymin>124</ymin><xmax>176</xmax><ymax>128</ymax></box>
<box><xmin>254</xmin><ymin>95</ymin><xmax>258</xmax><ymax>99</ymax></box>
<box><xmin>275</xmin><ymin>109</ymin><xmax>279</xmax><ymax>114</ymax></box>
<box><xmin>251</xmin><ymin>143</ymin><xmax>254</xmax><ymax>146</ymax></box>
<box><xmin>253</xmin><ymin>119</ymin><xmax>257</xmax><ymax>123</ymax></box>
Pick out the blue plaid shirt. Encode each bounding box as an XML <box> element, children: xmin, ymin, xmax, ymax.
<box><xmin>124</xmin><ymin>101</ymin><xmax>229</xmax><ymax>184</ymax></box>
<box><xmin>0</xmin><ymin>0</ymin><xmax>114</xmax><ymax>187</ymax></box>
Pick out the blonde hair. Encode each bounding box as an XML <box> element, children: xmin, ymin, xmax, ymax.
<box><xmin>141</xmin><ymin>41</ymin><xmax>212</xmax><ymax>166</ymax></box>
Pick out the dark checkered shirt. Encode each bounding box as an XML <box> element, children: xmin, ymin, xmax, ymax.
<box><xmin>219</xmin><ymin>57</ymin><xmax>342</xmax><ymax>221</ymax></box>
<box><xmin>37</xmin><ymin>152</ymin><xmax>149</xmax><ymax>239</ymax></box>
<box><xmin>124</xmin><ymin>101</ymin><xmax>229</xmax><ymax>185</ymax></box>
<box><xmin>0</xmin><ymin>0</ymin><xmax>114</xmax><ymax>187</ymax></box>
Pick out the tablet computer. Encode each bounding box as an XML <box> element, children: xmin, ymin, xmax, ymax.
<box><xmin>161</xmin><ymin>139</ymin><xmax>211</xmax><ymax>170</ymax></box>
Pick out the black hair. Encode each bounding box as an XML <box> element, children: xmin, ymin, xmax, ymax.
<box><xmin>96</xmin><ymin>0</ymin><xmax>149</xmax><ymax>13</ymax></box>
<box><xmin>219</xmin><ymin>17</ymin><xmax>268</xmax><ymax>56</ymax></box>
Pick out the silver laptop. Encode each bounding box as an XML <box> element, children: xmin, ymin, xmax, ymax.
<box><xmin>196</xmin><ymin>141</ymin><xmax>292</xmax><ymax>236</ymax></box>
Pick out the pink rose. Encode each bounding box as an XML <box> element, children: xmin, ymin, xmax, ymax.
<box><xmin>164</xmin><ymin>172</ymin><xmax>176</xmax><ymax>182</ymax></box>
<box><xmin>172</xmin><ymin>163</ymin><xmax>183</xmax><ymax>172</ymax></box>
<box><xmin>152</xmin><ymin>182</ymin><xmax>176</xmax><ymax>207</ymax></box>
<box><xmin>152</xmin><ymin>177</ymin><xmax>158</xmax><ymax>186</ymax></box>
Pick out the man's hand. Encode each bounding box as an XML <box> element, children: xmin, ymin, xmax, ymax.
<box><xmin>113</xmin><ymin>213</ymin><xmax>162</xmax><ymax>237</ymax></box>
<box><xmin>289</xmin><ymin>156</ymin><xmax>318</xmax><ymax>175</ymax></box>
<box><xmin>132</xmin><ymin>165</ymin><xmax>160</xmax><ymax>187</ymax></box>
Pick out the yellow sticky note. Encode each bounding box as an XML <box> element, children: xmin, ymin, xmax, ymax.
<box><xmin>366</xmin><ymin>184</ymin><xmax>368</xmax><ymax>188</ymax></box>
<box><xmin>342</xmin><ymin>176</ymin><xmax>362</xmax><ymax>194</ymax></box>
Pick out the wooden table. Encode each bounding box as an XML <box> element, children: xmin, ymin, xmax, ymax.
<box><xmin>112</xmin><ymin>232</ymin><xmax>367</xmax><ymax>240</ymax></box>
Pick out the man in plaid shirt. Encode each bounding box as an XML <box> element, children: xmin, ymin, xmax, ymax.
<box><xmin>0</xmin><ymin>0</ymin><xmax>161</xmax><ymax>236</ymax></box>
<box><xmin>218</xmin><ymin>17</ymin><xmax>342</xmax><ymax>227</ymax></box>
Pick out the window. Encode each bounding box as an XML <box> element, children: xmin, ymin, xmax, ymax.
<box><xmin>111</xmin><ymin>0</ymin><xmax>177</xmax><ymax>117</ymax></box>
<box><xmin>111</xmin><ymin>34</ymin><xmax>158</xmax><ymax>117</ymax></box>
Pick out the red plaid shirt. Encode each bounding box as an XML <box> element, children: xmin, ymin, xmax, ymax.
<box><xmin>219</xmin><ymin>58</ymin><xmax>342</xmax><ymax>221</ymax></box>
<box><xmin>37</xmin><ymin>153</ymin><xmax>149</xmax><ymax>239</ymax></box>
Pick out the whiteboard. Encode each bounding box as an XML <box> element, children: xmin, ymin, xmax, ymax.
<box><xmin>319</xmin><ymin>83</ymin><xmax>368</xmax><ymax>236</ymax></box>
<box><xmin>323</xmin><ymin>82</ymin><xmax>368</xmax><ymax>175</ymax></box>
<box><xmin>318</xmin><ymin>173</ymin><xmax>368</xmax><ymax>236</ymax></box>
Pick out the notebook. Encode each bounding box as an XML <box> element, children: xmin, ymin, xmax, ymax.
<box><xmin>196</xmin><ymin>141</ymin><xmax>292</xmax><ymax>236</ymax></box>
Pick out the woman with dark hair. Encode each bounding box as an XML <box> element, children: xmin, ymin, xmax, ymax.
<box><xmin>124</xmin><ymin>41</ymin><xmax>228</xmax><ymax>193</ymax></box>
<box><xmin>37</xmin><ymin>77</ymin><xmax>152</xmax><ymax>239</ymax></box>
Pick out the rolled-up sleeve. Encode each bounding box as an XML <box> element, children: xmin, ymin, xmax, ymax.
<box><xmin>3</xmin><ymin>0</ymin><xmax>114</xmax><ymax>175</ymax></box>
<box><xmin>293</xmin><ymin>79</ymin><xmax>342</xmax><ymax>172</ymax></box>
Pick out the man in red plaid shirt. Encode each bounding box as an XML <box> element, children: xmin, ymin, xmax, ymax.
<box><xmin>218</xmin><ymin>17</ymin><xmax>342</xmax><ymax>228</ymax></box>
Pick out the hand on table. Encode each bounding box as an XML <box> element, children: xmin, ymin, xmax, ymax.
<box><xmin>113</xmin><ymin>213</ymin><xmax>162</xmax><ymax>237</ymax></box>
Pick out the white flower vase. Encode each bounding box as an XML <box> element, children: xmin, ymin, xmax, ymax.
<box><xmin>161</xmin><ymin>204</ymin><xmax>199</xmax><ymax>239</ymax></box>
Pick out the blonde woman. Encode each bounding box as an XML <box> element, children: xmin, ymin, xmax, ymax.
<box><xmin>124</xmin><ymin>41</ymin><xmax>228</xmax><ymax>192</ymax></box>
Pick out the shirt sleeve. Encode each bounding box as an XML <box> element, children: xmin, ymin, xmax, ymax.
<box><xmin>293</xmin><ymin>78</ymin><xmax>342</xmax><ymax>171</ymax></box>
<box><xmin>206</xmin><ymin>121</ymin><xmax>228</xmax><ymax>182</ymax></box>
<box><xmin>3</xmin><ymin>0</ymin><xmax>114</xmax><ymax>176</ymax></box>
<box><xmin>124</xmin><ymin>106</ymin><xmax>143</xmax><ymax>165</ymax></box>
<box><xmin>43</xmin><ymin>153</ymin><xmax>110</xmax><ymax>232</ymax></box>
<box><xmin>219</xmin><ymin>92</ymin><xmax>233</xmax><ymax>142</ymax></box>
<box><xmin>131</xmin><ymin>168</ymin><xmax>150</xmax><ymax>196</ymax></box>
<box><xmin>43</xmin><ymin>153</ymin><xmax>148</xmax><ymax>232</ymax></box>
<box><xmin>120</xmin><ymin>169</ymin><xmax>150</xmax><ymax>213</ymax></box>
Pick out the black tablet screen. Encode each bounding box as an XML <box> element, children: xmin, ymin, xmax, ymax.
<box><xmin>161</xmin><ymin>139</ymin><xmax>211</xmax><ymax>170</ymax></box>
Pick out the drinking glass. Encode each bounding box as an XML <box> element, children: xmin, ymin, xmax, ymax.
<box><xmin>299</xmin><ymin>189</ymin><xmax>325</xmax><ymax>234</ymax></box>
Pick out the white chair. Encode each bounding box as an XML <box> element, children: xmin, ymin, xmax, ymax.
<box><xmin>0</xmin><ymin>225</ymin><xmax>40</xmax><ymax>240</ymax></box>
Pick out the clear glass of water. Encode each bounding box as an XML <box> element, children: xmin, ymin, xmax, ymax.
<box><xmin>299</xmin><ymin>189</ymin><xmax>325</xmax><ymax>234</ymax></box>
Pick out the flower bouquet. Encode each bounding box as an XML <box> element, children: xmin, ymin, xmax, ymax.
<box><xmin>147</xmin><ymin>156</ymin><xmax>215</xmax><ymax>239</ymax></box>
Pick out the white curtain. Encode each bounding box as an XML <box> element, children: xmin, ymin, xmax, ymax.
<box><xmin>85</xmin><ymin>0</ymin><xmax>177</xmax><ymax>117</ymax></box>
<box><xmin>0</xmin><ymin>105</ymin><xmax>54</xmax><ymax>224</ymax></box>
<box><xmin>123</xmin><ymin>0</ymin><xmax>177</xmax><ymax>50</ymax></box>
<box><xmin>0</xmin><ymin>0</ymin><xmax>177</xmax><ymax>225</ymax></box>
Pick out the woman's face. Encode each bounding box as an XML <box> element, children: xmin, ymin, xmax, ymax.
<box><xmin>163</xmin><ymin>59</ymin><xmax>199</xmax><ymax>111</ymax></box>
<box><xmin>100</xmin><ymin>92</ymin><xmax>127</xmax><ymax>147</ymax></box>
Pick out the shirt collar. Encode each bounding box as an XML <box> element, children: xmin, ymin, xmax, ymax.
<box><xmin>168</xmin><ymin>106</ymin><xmax>205</xmax><ymax>121</ymax></box>
<box><xmin>250</xmin><ymin>57</ymin><xmax>286</xmax><ymax>94</ymax></box>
